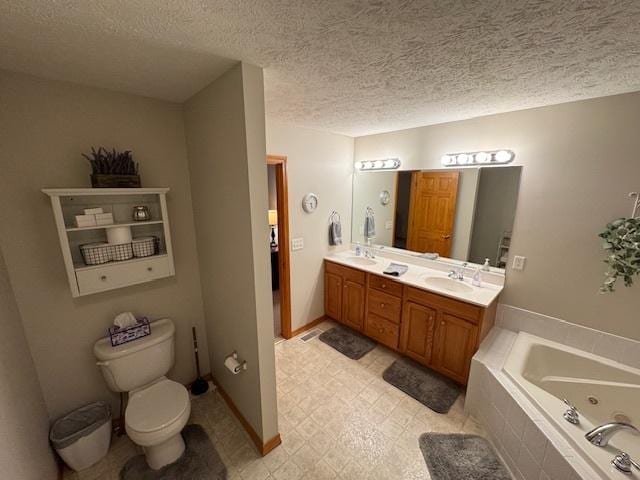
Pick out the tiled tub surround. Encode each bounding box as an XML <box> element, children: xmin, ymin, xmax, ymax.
<box><xmin>466</xmin><ymin>307</ymin><xmax>640</xmax><ymax>480</ymax></box>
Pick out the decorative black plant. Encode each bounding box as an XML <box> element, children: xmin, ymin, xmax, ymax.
<box><xmin>83</xmin><ymin>147</ymin><xmax>139</xmax><ymax>176</ymax></box>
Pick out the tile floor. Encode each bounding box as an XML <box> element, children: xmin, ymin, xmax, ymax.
<box><xmin>63</xmin><ymin>320</ymin><xmax>486</xmax><ymax>480</ymax></box>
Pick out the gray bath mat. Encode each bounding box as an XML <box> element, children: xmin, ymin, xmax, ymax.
<box><xmin>383</xmin><ymin>357</ymin><xmax>460</xmax><ymax>413</ymax></box>
<box><xmin>419</xmin><ymin>433</ymin><xmax>511</xmax><ymax>480</ymax></box>
<box><xmin>319</xmin><ymin>325</ymin><xmax>376</xmax><ymax>360</ymax></box>
<box><xmin>120</xmin><ymin>424</ymin><xmax>227</xmax><ymax>480</ymax></box>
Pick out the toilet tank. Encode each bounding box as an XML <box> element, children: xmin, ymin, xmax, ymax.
<box><xmin>93</xmin><ymin>318</ymin><xmax>176</xmax><ymax>392</ymax></box>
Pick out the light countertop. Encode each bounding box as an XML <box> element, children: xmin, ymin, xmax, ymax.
<box><xmin>325</xmin><ymin>249</ymin><xmax>503</xmax><ymax>308</ymax></box>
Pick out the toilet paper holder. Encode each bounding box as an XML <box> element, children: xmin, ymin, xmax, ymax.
<box><xmin>224</xmin><ymin>351</ymin><xmax>247</xmax><ymax>374</ymax></box>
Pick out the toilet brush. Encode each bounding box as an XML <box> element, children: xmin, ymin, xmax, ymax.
<box><xmin>191</xmin><ymin>326</ymin><xmax>209</xmax><ymax>396</ymax></box>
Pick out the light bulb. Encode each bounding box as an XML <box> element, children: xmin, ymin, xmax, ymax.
<box><xmin>383</xmin><ymin>159</ymin><xmax>396</xmax><ymax>169</ymax></box>
<box><xmin>475</xmin><ymin>152</ymin><xmax>490</xmax><ymax>163</ymax></box>
<box><xmin>355</xmin><ymin>161</ymin><xmax>364</xmax><ymax>170</ymax></box>
<box><xmin>495</xmin><ymin>150</ymin><xmax>512</xmax><ymax>163</ymax></box>
<box><xmin>457</xmin><ymin>154</ymin><xmax>469</xmax><ymax>164</ymax></box>
<box><xmin>365</xmin><ymin>161</ymin><xmax>375</xmax><ymax>169</ymax></box>
<box><xmin>441</xmin><ymin>155</ymin><xmax>453</xmax><ymax>166</ymax></box>
<box><xmin>374</xmin><ymin>160</ymin><xmax>384</xmax><ymax>169</ymax></box>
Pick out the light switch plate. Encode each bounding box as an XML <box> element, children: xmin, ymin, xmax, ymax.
<box><xmin>512</xmin><ymin>255</ymin><xmax>526</xmax><ymax>271</ymax></box>
<box><xmin>385</xmin><ymin>220</ymin><xmax>393</xmax><ymax>230</ymax></box>
<box><xmin>291</xmin><ymin>237</ymin><xmax>304</xmax><ymax>251</ymax></box>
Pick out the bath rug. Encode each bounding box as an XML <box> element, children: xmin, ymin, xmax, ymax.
<box><xmin>383</xmin><ymin>357</ymin><xmax>460</xmax><ymax>413</ymax></box>
<box><xmin>419</xmin><ymin>433</ymin><xmax>511</xmax><ymax>480</ymax></box>
<box><xmin>120</xmin><ymin>424</ymin><xmax>227</xmax><ymax>480</ymax></box>
<box><xmin>319</xmin><ymin>325</ymin><xmax>377</xmax><ymax>360</ymax></box>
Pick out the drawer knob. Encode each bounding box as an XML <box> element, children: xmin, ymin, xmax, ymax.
<box><xmin>379</xmin><ymin>328</ymin><xmax>384</xmax><ymax>334</ymax></box>
<box><xmin>100</xmin><ymin>275</ymin><xmax>107</xmax><ymax>281</ymax></box>
<box><xmin>441</xmin><ymin>321</ymin><xmax>445</xmax><ymax>326</ymax></box>
<box><xmin>380</xmin><ymin>303</ymin><xmax>385</xmax><ymax>308</ymax></box>
<box><xmin>381</xmin><ymin>284</ymin><xmax>386</xmax><ymax>288</ymax></box>
<box><xmin>147</xmin><ymin>267</ymin><xmax>153</xmax><ymax>272</ymax></box>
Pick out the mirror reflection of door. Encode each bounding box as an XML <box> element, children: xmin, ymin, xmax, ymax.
<box><xmin>405</xmin><ymin>171</ymin><xmax>459</xmax><ymax>256</ymax></box>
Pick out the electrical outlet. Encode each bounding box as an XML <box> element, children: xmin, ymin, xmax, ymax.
<box><xmin>512</xmin><ymin>255</ymin><xmax>526</xmax><ymax>271</ymax></box>
<box><xmin>291</xmin><ymin>237</ymin><xmax>304</xmax><ymax>251</ymax></box>
<box><xmin>385</xmin><ymin>220</ymin><xmax>393</xmax><ymax>230</ymax></box>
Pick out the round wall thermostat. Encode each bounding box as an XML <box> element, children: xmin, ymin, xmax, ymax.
<box><xmin>380</xmin><ymin>190</ymin><xmax>391</xmax><ymax>206</ymax></box>
<box><xmin>302</xmin><ymin>193</ymin><xmax>318</xmax><ymax>213</ymax></box>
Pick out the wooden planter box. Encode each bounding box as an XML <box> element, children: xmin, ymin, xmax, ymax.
<box><xmin>91</xmin><ymin>174</ymin><xmax>141</xmax><ymax>188</ymax></box>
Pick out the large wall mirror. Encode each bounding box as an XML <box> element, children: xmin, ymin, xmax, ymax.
<box><xmin>351</xmin><ymin>166</ymin><xmax>522</xmax><ymax>270</ymax></box>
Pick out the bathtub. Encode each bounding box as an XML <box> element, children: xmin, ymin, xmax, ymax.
<box><xmin>503</xmin><ymin>332</ymin><xmax>640</xmax><ymax>479</ymax></box>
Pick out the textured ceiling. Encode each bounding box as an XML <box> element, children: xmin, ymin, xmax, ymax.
<box><xmin>2</xmin><ymin>1</ymin><xmax>640</xmax><ymax>136</ymax></box>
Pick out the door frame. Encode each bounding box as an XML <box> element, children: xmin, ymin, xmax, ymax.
<box><xmin>267</xmin><ymin>155</ymin><xmax>292</xmax><ymax>339</ymax></box>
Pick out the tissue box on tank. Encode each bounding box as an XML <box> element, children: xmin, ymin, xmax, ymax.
<box><xmin>109</xmin><ymin>318</ymin><xmax>151</xmax><ymax>347</ymax></box>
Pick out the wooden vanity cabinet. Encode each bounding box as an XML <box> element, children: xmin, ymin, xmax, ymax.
<box><xmin>365</xmin><ymin>275</ymin><xmax>403</xmax><ymax>349</ymax></box>
<box><xmin>403</xmin><ymin>286</ymin><xmax>494</xmax><ymax>384</ymax></box>
<box><xmin>400</xmin><ymin>301</ymin><xmax>436</xmax><ymax>365</ymax></box>
<box><xmin>324</xmin><ymin>260</ymin><xmax>496</xmax><ymax>384</ymax></box>
<box><xmin>324</xmin><ymin>261</ymin><xmax>366</xmax><ymax>331</ymax></box>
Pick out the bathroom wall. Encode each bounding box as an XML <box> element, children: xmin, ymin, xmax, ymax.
<box><xmin>450</xmin><ymin>168</ymin><xmax>480</xmax><ymax>261</ymax></box>
<box><xmin>0</xmin><ymin>70</ymin><xmax>210</xmax><ymax>418</ymax></box>
<box><xmin>355</xmin><ymin>92</ymin><xmax>640</xmax><ymax>340</ymax></box>
<box><xmin>0</xmin><ymin>246</ymin><xmax>58</xmax><ymax>479</ymax></box>
<box><xmin>468</xmin><ymin>167</ymin><xmax>521</xmax><ymax>265</ymax></box>
<box><xmin>184</xmin><ymin>63</ymin><xmax>278</xmax><ymax>442</ymax></box>
<box><xmin>351</xmin><ymin>170</ymin><xmax>397</xmax><ymax>246</ymax></box>
<box><xmin>266</xmin><ymin>122</ymin><xmax>355</xmax><ymax>331</ymax></box>
<box><xmin>267</xmin><ymin>165</ymin><xmax>277</xmax><ymax>210</ymax></box>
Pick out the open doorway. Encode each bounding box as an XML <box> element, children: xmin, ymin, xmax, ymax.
<box><xmin>267</xmin><ymin>155</ymin><xmax>292</xmax><ymax>341</ymax></box>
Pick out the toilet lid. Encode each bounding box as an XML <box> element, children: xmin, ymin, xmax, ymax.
<box><xmin>126</xmin><ymin>379</ymin><xmax>190</xmax><ymax>433</ymax></box>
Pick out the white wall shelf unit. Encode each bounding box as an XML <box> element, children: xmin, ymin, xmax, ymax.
<box><xmin>42</xmin><ymin>188</ymin><xmax>175</xmax><ymax>297</ymax></box>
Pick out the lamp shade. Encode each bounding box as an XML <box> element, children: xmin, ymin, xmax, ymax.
<box><xmin>268</xmin><ymin>209</ymin><xmax>278</xmax><ymax>226</ymax></box>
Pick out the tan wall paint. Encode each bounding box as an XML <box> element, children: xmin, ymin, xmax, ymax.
<box><xmin>351</xmin><ymin>170</ymin><xmax>397</xmax><ymax>246</ymax></box>
<box><xmin>0</xmin><ymin>71</ymin><xmax>210</xmax><ymax>418</ymax></box>
<box><xmin>0</xmin><ymin>246</ymin><xmax>58</xmax><ymax>479</ymax></box>
<box><xmin>266</xmin><ymin>122</ymin><xmax>354</xmax><ymax>330</ymax></box>
<box><xmin>184</xmin><ymin>63</ymin><xmax>277</xmax><ymax>440</ymax></box>
<box><xmin>355</xmin><ymin>92</ymin><xmax>640</xmax><ymax>340</ymax></box>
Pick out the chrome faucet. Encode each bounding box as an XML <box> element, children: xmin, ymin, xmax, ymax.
<box><xmin>447</xmin><ymin>262</ymin><xmax>467</xmax><ymax>281</ymax></box>
<box><xmin>585</xmin><ymin>422</ymin><xmax>640</xmax><ymax>447</ymax></box>
<box><xmin>364</xmin><ymin>239</ymin><xmax>376</xmax><ymax>259</ymax></box>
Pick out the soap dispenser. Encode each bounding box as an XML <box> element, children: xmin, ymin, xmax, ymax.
<box><xmin>481</xmin><ymin>258</ymin><xmax>491</xmax><ymax>272</ymax></box>
<box><xmin>472</xmin><ymin>268</ymin><xmax>482</xmax><ymax>287</ymax></box>
<box><xmin>355</xmin><ymin>242</ymin><xmax>361</xmax><ymax>256</ymax></box>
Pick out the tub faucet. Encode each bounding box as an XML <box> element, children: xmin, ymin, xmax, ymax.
<box><xmin>585</xmin><ymin>422</ymin><xmax>640</xmax><ymax>447</ymax></box>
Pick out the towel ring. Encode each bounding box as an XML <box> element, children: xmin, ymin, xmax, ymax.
<box><xmin>329</xmin><ymin>210</ymin><xmax>341</xmax><ymax>223</ymax></box>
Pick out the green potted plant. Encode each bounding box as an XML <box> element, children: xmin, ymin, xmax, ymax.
<box><xmin>83</xmin><ymin>147</ymin><xmax>140</xmax><ymax>188</ymax></box>
<box><xmin>599</xmin><ymin>217</ymin><xmax>640</xmax><ymax>293</ymax></box>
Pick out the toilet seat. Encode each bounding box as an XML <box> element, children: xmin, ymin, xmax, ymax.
<box><xmin>126</xmin><ymin>378</ymin><xmax>190</xmax><ymax>435</ymax></box>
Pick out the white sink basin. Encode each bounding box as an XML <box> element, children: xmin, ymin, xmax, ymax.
<box><xmin>423</xmin><ymin>276</ymin><xmax>474</xmax><ymax>294</ymax></box>
<box><xmin>346</xmin><ymin>256</ymin><xmax>377</xmax><ymax>266</ymax></box>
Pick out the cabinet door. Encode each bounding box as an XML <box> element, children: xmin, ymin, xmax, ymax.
<box><xmin>324</xmin><ymin>271</ymin><xmax>343</xmax><ymax>321</ymax></box>
<box><xmin>400</xmin><ymin>302</ymin><xmax>436</xmax><ymax>366</ymax></box>
<box><xmin>432</xmin><ymin>312</ymin><xmax>478</xmax><ymax>383</ymax></box>
<box><xmin>342</xmin><ymin>280</ymin><xmax>365</xmax><ymax>331</ymax></box>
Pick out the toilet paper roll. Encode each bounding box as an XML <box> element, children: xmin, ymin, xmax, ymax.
<box><xmin>106</xmin><ymin>226</ymin><xmax>132</xmax><ymax>245</ymax></box>
<box><xmin>224</xmin><ymin>356</ymin><xmax>242</xmax><ymax>375</ymax></box>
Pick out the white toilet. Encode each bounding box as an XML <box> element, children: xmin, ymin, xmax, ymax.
<box><xmin>93</xmin><ymin>318</ymin><xmax>191</xmax><ymax>470</ymax></box>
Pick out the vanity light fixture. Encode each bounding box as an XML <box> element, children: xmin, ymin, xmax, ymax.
<box><xmin>440</xmin><ymin>149</ymin><xmax>515</xmax><ymax>167</ymax></box>
<box><xmin>355</xmin><ymin>158</ymin><xmax>401</xmax><ymax>171</ymax></box>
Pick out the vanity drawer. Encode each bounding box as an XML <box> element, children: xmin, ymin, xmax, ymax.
<box><xmin>367</xmin><ymin>288</ymin><xmax>402</xmax><ymax>324</ymax></box>
<box><xmin>406</xmin><ymin>286</ymin><xmax>481</xmax><ymax>324</ymax></box>
<box><xmin>369</xmin><ymin>274</ymin><xmax>403</xmax><ymax>297</ymax></box>
<box><xmin>325</xmin><ymin>260</ymin><xmax>366</xmax><ymax>284</ymax></box>
<box><xmin>365</xmin><ymin>313</ymin><xmax>400</xmax><ymax>350</ymax></box>
<box><xmin>76</xmin><ymin>256</ymin><xmax>171</xmax><ymax>295</ymax></box>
